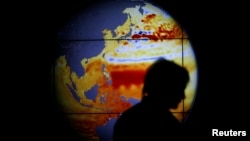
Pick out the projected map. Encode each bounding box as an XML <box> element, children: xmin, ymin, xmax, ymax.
<box><xmin>54</xmin><ymin>1</ymin><xmax>198</xmax><ymax>140</ymax></box>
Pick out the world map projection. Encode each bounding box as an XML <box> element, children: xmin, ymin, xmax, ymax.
<box><xmin>54</xmin><ymin>0</ymin><xmax>198</xmax><ymax>140</ymax></box>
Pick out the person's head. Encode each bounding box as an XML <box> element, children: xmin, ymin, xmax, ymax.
<box><xmin>142</xmin><ymin>58</ymin><xmax>189</xmax><ymax>109</ymax></box>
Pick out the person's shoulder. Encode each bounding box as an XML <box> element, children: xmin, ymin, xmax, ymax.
<box><xmin>113</xmin><ymin>103</ymin><xmax>144</xmax><ymax>140</ymax></box>
<box><xmin>121</xmin><ymin>103</ymin><xmax>143</xmax><ymax>115</ymax></box>
<box><xmin>115</xmin><ymin>103</ymin><xmax>143</xmax><ymax>124</ymax></box>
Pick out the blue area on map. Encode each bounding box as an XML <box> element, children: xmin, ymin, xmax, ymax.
<box><xmin>108</xmin><ymin>56</ymin><xmax>163</xmax><ymax>63</ymax></box>
<box><xmin>58</xmin><ymin>1</ymin><xmax>146</xmax><ymax>40</ymax></box>
<box><xmin>139</xmin><ymin>6</ymin><xmax>144</xmax><ymax>15</ymax></box>
<box><xmin>64</xmin><ymin>41</ymin><xmax>104</xmax><ymax>77</ymax></box>
<box><xmin>85</xmin><ymin>84</ymin><xmax>99</xmax><ymax>100</ymax></box>
<box><xmin>120</xmin><ymin>96</ymin><xmax>126</xmax><ymax>102</ymax></box>
<box><xmin>55</xmin><ymin>43</ymin><xmax>71</xmax><ymax>58</ymax></box>
<box><xmin>96</xmin><ymin>118</ymin><xmax>117</xmax><ymax>141</ymax></box>
<box><xmin>102</xmin><ymin>64</ymin><xmax>106</xmax><ymax>72</ymax></box>
<box><xmin>136</xmin><ymin>45</ymin><xmax>142</xmax><ymax>49</ymax></box>
<box><xmin>107</xmin><ymin>79</ymin><xmax>112</xmax><ymax>85</ymax></box>
<box><xmin>108</xmin><ymin>58</ymin><xmax>114</xmax><ymax>61</ymax></box>
<box><xmin>71</xmin><ymin>80</ymin><xmax>77</xmax><ymax>90</ymax></box>
<box><xmin>128</xmin><ymin>97</ymin><xmax>140</xmax><ymax>105</ymax></box>
<box><xmin>66</xmin><ymin>84</ymin><xmax>80</xmax><ymax>102</ymax></box>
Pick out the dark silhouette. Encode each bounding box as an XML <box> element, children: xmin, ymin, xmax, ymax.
<box><xmin>113</xmin><ymin>58</ymin><xmax>189</xmax><ymax>141</ymax></box>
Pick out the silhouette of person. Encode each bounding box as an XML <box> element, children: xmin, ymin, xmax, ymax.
<box><xmin>113</xmin><ymin>58</ymin><xmax>190</xmax><ymax>141</ymax></box>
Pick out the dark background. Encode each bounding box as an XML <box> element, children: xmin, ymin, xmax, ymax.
<box><xmin>7</xmin><ymin>0</ymin><xmax>249</xmax><ymax>140</ymax></box>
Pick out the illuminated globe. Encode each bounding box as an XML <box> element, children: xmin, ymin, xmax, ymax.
<box><xmin>54</xmin><ymin>0</ymin><xmax>198</xmax><ymax>140</ymax></box>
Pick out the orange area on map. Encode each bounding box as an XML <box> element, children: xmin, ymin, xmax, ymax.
<box><xmin>132</xmin><ymin>14</ymin><xmax>182</xmax><ymax>40</ymax></box>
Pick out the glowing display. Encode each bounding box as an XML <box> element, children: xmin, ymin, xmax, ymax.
<box><xmin>55</xmin><ymin>1</ymin><xmax>198</xmax><ymax>140</ymax></box>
